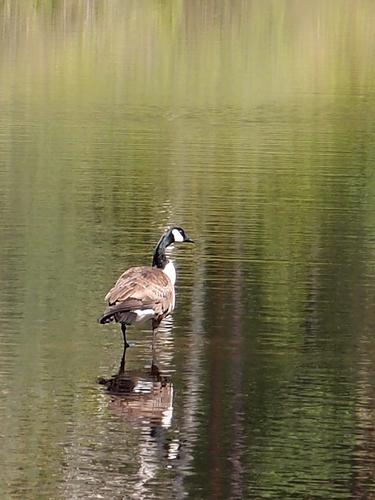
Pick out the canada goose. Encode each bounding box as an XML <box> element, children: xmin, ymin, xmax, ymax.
<box><xmin>98</xmin><ymin>226</ymin><xmax>194</xmax><ymax>349</ymax></box>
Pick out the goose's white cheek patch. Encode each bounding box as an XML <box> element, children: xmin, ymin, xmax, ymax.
<box><xmin>172</xmin><ymin>229</ymin><xmax>184</xmax><ymax>242</ymax></box>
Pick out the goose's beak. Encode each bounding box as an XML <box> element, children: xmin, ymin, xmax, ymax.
<box><xmin>185</xmin><ymin>237</ymin><xmax>194</xmax><ymax>244</ymax></box>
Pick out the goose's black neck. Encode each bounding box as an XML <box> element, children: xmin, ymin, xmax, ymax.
<box><xmin>152</xmin><ymin>243</ymin><xmax>167</xmax><ymax>269</ymax></box>
<box><xmin>152</xmin><ymin>233</ymin><xmax>173</xmax><ymax>269</ymax></box>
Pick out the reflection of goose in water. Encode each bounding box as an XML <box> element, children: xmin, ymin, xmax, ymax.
<box><xmin>98</xmin><ymin>345</ymin><xmax>174</xmax><ymax>429</ymax></box>
<box><xmin>98</xmin><ymin>343</ymin><xmax>180</xmax><ymax>494</ymax></box>
<box><xmin>98</xmin><ymin>226</ymin><xmax>194</xmax><ymax>350</ymax></box>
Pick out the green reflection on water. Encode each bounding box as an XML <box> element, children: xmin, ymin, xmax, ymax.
<box><xmin>0</xmin><ymin>1</ymin><xmax>375</xmax><ymax>499</ymax></box>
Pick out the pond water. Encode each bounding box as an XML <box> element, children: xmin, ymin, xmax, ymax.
<box><xmin>0</xmin><ymin>2</ymin><xmax>375</xmax><ymax>498</ymax></box>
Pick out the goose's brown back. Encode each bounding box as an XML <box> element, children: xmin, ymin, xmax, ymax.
<box><xmin>98</xmin><ymin>266</ymin><xmax>174</xmax><ymax>325</ymax></box>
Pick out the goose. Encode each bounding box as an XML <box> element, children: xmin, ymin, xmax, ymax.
<box><xmin>98</xmin><ymin>226</ymin><xmax>194</xmax><ymax>349</ymax></box>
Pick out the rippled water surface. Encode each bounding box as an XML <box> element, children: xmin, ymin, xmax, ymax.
<box><xmin>1</xmin><ymin>2</ymin><xmax>375</xmax><ymax>498</ymax></box>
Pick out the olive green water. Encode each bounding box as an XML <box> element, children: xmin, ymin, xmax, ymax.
<box><xmin>1</xmin><ymin>2</ymin><xmax>375</xmax><ymax>499</ymax></box>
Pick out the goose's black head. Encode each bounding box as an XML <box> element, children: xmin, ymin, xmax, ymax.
<box><xmin>165</xmin><ymin>226</ymin><xmax>194</xmax><ymax>245</ymax></box>
<box><xmin>152</xmin><ymin>226</ymin><xmax>194</xmax><ymax>268</ymax></box>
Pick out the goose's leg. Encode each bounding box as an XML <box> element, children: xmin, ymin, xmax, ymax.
<box><xmin>121</xmin><ymin>323</ymin><xmax>130</xmax><ymax>349</ymax></box>
<box><xmin>151</xmin><ymin>319</ymin><xmax>159</xmax><ymax>351</ymax></box>
<box><xmin>119</xmin><ymin>346</ymin><xmax>126</xmax><ymax>374</ymax></box>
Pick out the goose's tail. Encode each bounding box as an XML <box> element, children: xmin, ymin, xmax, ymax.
<box><xmin>97</xmin><ymin>303</ymin><xmax>137</xmax><ymax>325</ymax></box>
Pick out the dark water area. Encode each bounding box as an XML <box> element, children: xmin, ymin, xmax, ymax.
<box><xmin>1</xmin><ymin>1</ymin><xmax>375</xmax><ymax>498</ymax></box>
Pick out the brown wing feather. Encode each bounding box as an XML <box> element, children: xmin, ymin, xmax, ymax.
<box><xmin>104</xmin><ymin>266</ymin><xmax>173</xmax><ymax>318</ymax></box>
